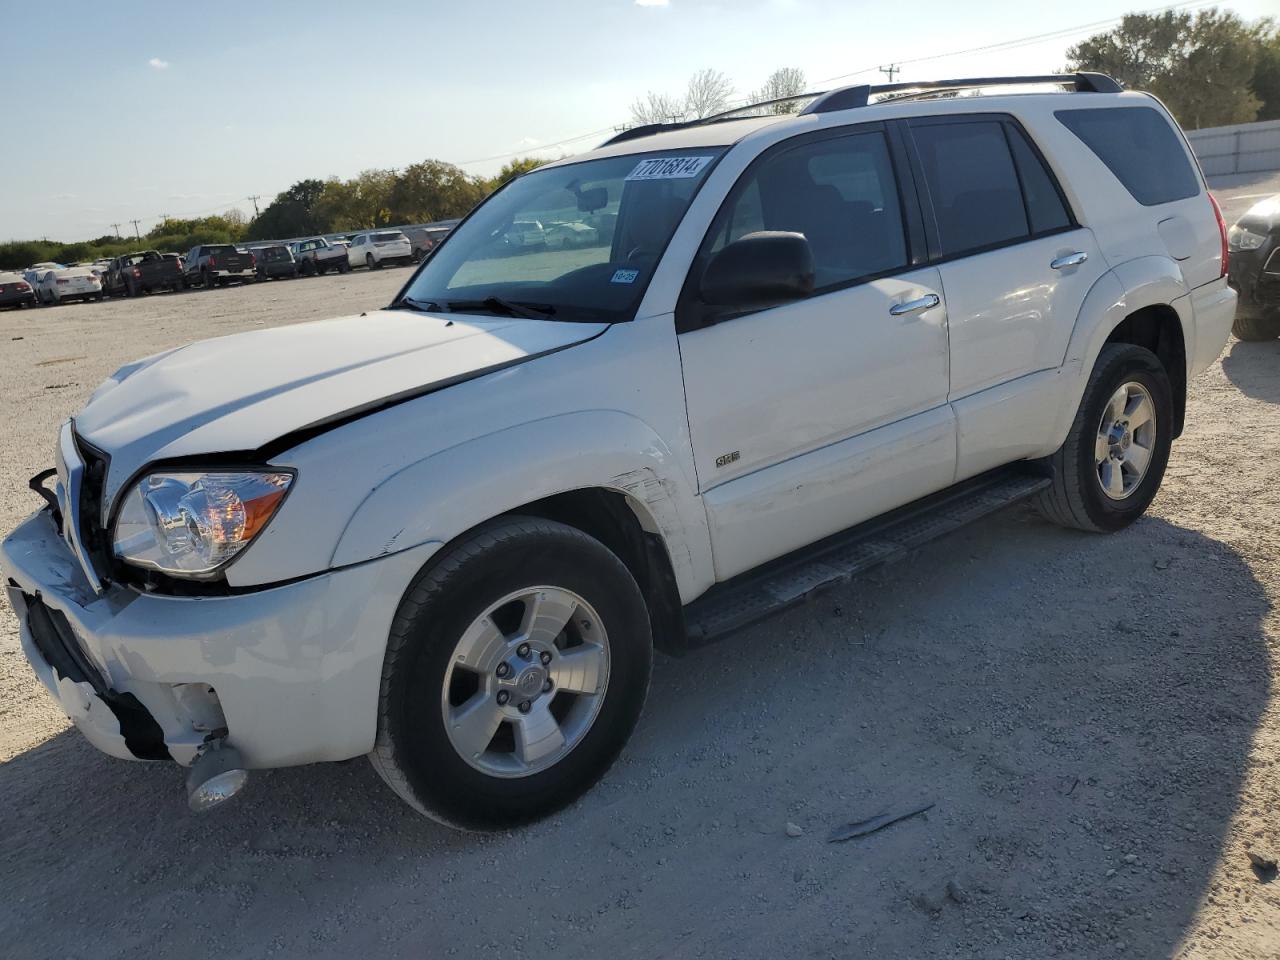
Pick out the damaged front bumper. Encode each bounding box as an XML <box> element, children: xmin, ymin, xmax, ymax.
<box><xmin>1</xmin><ymin>508</ymin><xmax>439</xmax><ymax>768</ymax></box>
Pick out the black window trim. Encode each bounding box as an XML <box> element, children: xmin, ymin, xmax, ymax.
<box><xmin>675</xmin><ymin>120</ymin><xmax>927</xmax><ymax>333</ymax></box>
<box><xmin>900</xmin><ymin>112</ymin><xmax>1080</xmax><ymax>268</ymax></box>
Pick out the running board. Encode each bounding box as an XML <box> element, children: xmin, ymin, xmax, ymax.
<box><xmin>681</xmin><ymin>468</ymin><xmax>1050</xmax><ymax>647</ymax></box>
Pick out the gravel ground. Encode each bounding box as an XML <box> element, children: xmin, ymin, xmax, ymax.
<box><xmin>2</xmin><ymin>177</ymin><xmax>1279</xmax><ymax>959</ymax></box>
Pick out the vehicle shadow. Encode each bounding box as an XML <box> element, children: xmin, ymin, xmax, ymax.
<box><xmin>1221</xmin><ymin>335</ymin><xmax>1280</xmax><ymax>403</ymax></box>
<box><xmin>0</xmin><ymin>510</ymin><xmax>1270</xmax><ymax>960</ymax></box>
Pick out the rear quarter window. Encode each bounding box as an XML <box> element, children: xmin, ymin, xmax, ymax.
<box><xmin>1055</xmin><ymin>106</ymin><xmax>1200</xmax><ymax>206</ymax></box>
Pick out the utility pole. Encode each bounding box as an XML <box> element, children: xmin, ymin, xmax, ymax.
<box><xmin>110</xmin><ymin>223</ymin><xmax>122</xmax><ymax>238</ymax></box>
<box><xmin>248</xmin><ymin>195</ymin><xmax>261</xmax><ymax>218</ymax></box>
<box><xmin>879</xmin><ymin>64</ymin><xmax>900</xmax><ymax>83</ymax></box>
<box><xmin>130</xmin><ymin>220</ymin><xmax>142</xmax><ymax>241</ymax></box>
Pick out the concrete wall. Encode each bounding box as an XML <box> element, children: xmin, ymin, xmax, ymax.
<box><xmin>1186</xmin><ymin>119</ymin><xmax>1280</xmax><ymax>176</ymax></box>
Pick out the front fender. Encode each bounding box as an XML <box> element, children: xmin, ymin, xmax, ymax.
<box><xmin>330</xmin><ymin>410</ymin><xmax>714</xmax><ymax>602</ymax></box>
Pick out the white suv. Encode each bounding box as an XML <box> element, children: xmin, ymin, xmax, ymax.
<box><xmin>1</xmin><ymin>74</ymin><xmax>1236</xmax><ymax>828</ymax></box>
<box><xmin>347</xmin><ymin>230</ymin><xmax>413</xmax><ymax>270</ymax></box>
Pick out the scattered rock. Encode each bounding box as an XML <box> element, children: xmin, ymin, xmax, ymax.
<box><xmin>1123</xmin><ymin>854</ymin><xmax>1138</xmax><ymax>864</ymax></box>
<box><xmin>785</xmin><ymin>822</ymin><xmax>803</xmax><ymax>838</ymax></box>
<box><xmin>1154</xmin><ymin>558</ymin><xmax>1171</xmax><ymax>570</ymax></box>
<box><xmin>945</xmin><ymin>879</ymin><xmax>968</xmax><ymax>904</ymax></box>
<box><xmin>1246</xmin><ymin>850</ymin><xmax>1277</xmax><ymax>880</ymax></box>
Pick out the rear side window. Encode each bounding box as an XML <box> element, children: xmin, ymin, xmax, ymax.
<box><xmin>910</xmin><ymin>120</ymin><xmax>1029</xmax><ymax>258</ymax></box>
<box><xmin>1006</xmin><ymin>125</ymin><xmax>1072</xmax><ymax>234</ymax></box>
<box><xmin>1056</xmin><ymin>106</ymin><xmax>1199</xmax><ymax>206</ymax></box>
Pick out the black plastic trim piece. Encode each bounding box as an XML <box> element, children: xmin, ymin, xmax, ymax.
<box><xmin>28</xmin><ymin>468</ymin><xmax>60</xmax><ymax>526</ymax></box>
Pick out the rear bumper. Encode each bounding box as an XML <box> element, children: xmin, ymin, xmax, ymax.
<box><xmin>1</xmin><ymin>290</ymin><xmax>36</xmax><ymax>307</ymax></box>
<box><xmin>1</xmin><ymin>508</ymin><xmax>439</xmax><ymax>768</ymax></box>
<box><xmin>1189</xmin><ymin>276</ymin><xmax>1237</xmax><ymax>377</ymax></box>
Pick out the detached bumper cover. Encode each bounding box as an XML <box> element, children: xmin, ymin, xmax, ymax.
<box><xmin>1</xmin><ymin>508</ymin><xmax>440</xmax><ymax>768</ymax></box>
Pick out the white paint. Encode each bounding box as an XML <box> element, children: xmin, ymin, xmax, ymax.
<box><xmin>0</xmin><ymin>86</ymin><xmax>1238</xmax><ymax>777</ymax></box>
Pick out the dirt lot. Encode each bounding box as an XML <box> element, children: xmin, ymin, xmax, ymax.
<box><xmin>2</xmin><ymin>177</ymin><xmax>1279</xmax><ymax>960</ymax></box>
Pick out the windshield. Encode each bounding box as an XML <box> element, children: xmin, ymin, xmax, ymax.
<box><xmin>398</xmin><ymin>148</ymin><xmax>724</xmax><ymax>322</ymax></box>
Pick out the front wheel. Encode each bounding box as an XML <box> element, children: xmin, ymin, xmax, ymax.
<box><xmin>366</xmin><ymin>253</ymin><xmax>378</xmax><ymax>271</ymax></box>
<box><xmin>370</xmin><ymin>517</ymin><xmax>653</xmax><ymax>829</ymax></box>
<box><xmin>1035</xmin><ymin>343</ymin><xmax>1173</xmax><ymax>532</ymax></box>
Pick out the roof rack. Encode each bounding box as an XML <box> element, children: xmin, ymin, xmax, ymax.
<box><xmin>599</xmin><ymin>73</ymin><xmax>1122</xmax><ymax>147</ymax></box>
<box><xmin>800</xmin><ymin>72</ymin><xmax>1123</xmax><ymax>114</ymax></box>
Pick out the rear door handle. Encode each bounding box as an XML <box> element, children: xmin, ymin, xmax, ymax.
<box><xmin>1050</xmin><ymin>251</ymin><xmax>1088</xmax><ymax>270</ymax></box>
<box><xmin>889</xmin><ymin>293</ymin><xmax>940</xmax><ymax>317</ymax></box>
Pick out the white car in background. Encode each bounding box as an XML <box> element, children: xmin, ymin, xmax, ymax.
<box><xmin>35</xmin><ymin>267</ymin><xmax>103</xmax><ymax>304</ymax></box>
<box><xmin>347</xmin><ymin>231</ymin><xmax>413</xmax><ymax>270</ymax></box>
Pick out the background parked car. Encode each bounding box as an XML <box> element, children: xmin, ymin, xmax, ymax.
<box><xmin>184</xmin><ymin>244</ymin><xmax>256</xmax><ymax>288</ymax></box>
<box><xmin>404</xmin><ymin>225</ymin><xmax>452</xmax><ymax>262</ymax></box>
<box><xmin>289</xmin><ymin>237</ymin><xmax>350</xmax><ymax>276</ymax></box>
<box><xmin>347</xmin><ymin>230</ymin><xmax>413</xmax><ymax>270</ymax></box>
<box><xmin>544</xmin><ymin>221</ymin><xmax>598</xmax><ymax>249</ymax></box>
<box><xmin>0</xmin><ymin>272</ymin><xmax>36</xmax><ymax>309</ymax></box>
<box><xmin>254</xmin><ymin>244</ymin><xmax>298</xmax><ymax>280</ymax></box>
<box><xmin>35</xmin><ymin>266</ymin><xmax>102</xmax><ymax>304</ymax></box>
<box><xmin>103</xmin><ymin>251</ymin><xmax>185</xmax><ymax>297</ymax></box>
<box><xmin>1228</xmin><ymin>194</ymin><xmax>1280</xmax><ymax>341</ymax></box>
<box><xmin>503</xmin><ymin>219</ymin><xmax>547</xmax><ymax>250</ymax></box>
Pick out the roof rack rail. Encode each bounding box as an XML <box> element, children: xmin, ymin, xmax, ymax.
<box><xmin>599</xmin><ymin>73</ymin><xmax>1122</xmax><ymax>147</ymax></box>
<box><xmin>800</xmin><ymin>72</ymin><xmax>1122</xmax><ymax>115</ymax></box>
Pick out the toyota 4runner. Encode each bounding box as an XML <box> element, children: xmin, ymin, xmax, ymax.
<box><xmin>1</xmin><ymin>74</ymin><xmax>1236</xmax><ymax>829</ymax></box>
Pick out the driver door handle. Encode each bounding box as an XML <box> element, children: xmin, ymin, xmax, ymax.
<box><xmin>1050</xmin><ymin>251</ymin><xmax>1088</xmax><ymax>270</ymax></box>
<box><xmin>889</xmin><ymin>293</ymin><xmax>940</xmax><ymax>317</ymax></box>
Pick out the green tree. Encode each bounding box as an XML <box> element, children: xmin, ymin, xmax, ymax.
<box><xmin>246</xmin><ymin>179</ymin><xmax>326</xmax><ymax>240</ymax></box>
<box><xmin>490</xmin><ymin>156</ymin><xmax>550</xmax><ymax>190</ymax></box>
<box><xmin>387</xmin><ymin>160</ymin><xmax>488</xmax><ymax>223</ymax></box>
<box><xmin>1252</xmin><ymin>28</ymin><xmax>1280</xmax><ymax>121</ymax></box>
<box><xmin>1067</xmin><ymin>9</ymin><xmax>1266</xmax><ymax>128</ymax></box>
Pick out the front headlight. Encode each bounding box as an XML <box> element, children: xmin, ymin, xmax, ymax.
<box><xmin>113</xmin><ymin>471</ymin><xmax>293</xmax><ymax>579</ymax></box>
<box><xmin>1227</xmin><ymin>225</ymin><xmax>1266</xmax><ymax>251</ymax></box>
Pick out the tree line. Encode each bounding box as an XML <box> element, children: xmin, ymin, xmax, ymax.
<box><xmin>3</xmin><ymin>7</ymin><xmax>1276</xmax><ymax>271</ymax></box>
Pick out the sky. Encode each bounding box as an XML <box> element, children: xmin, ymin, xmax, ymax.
<box><xmin>1</xmin><ymin>0</ymin><xmax>1273</xmax><ymax>241</ymax></box>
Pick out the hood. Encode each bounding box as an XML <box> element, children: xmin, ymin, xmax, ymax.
<box><xmin>76</xmin><ymin>309</ymin><xmax>607</xmax><ymax>504</ymax></box>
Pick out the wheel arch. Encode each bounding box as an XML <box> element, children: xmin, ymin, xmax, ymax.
<box><xmin>1058</xmin><ymin>261</ymin><xmax>1193</xmax><ymax>443</ymax></box>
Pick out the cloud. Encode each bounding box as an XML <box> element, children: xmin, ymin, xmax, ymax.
<box><xmin>148</xmin><ymin>57</ymin><xmax>170</xmax><ymax>70</ymax></box>
<box><xmin>634</xmin><ymin>0</ymin><xmax>669</xmax><ymax>6</ymax></box>
<box><xmin>515</xmin><ymin>136</ymin><xmax>541</xmax><ymax>148</ymax></box>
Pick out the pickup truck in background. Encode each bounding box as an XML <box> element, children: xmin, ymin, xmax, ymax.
<box><xmin>184</xmin><ymin>244</ymin><xmax>256</xmax><ymax>289</ymax></box>
<box><xmin>290</xmin><ymin>237</ymin><xmax>351</xmax><ymax>276</ymax></box>
<box><xmin>103</xmin><ymin>251</ymin><xmax>186</xmax><ymax>297</ymax></box>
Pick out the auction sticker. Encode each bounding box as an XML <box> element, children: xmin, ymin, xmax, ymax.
<box><xmin>625</xmin><ymin>156</ymin><xmax>714</xmax><ymax>181</ymax></box>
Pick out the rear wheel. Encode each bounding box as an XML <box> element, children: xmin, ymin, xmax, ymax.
<box><xmin>366</xmin><ymin>253</ymin><xmax>378</xmax><ymax>271</ymax></box>
<box><xmin>1035</xmin><ymin>343</ymin><xmax>1173</xmax><ymax>533</ymax></box>
<box><xmin>370</xmin><ymin>517</ymin><xmax>652</xmax><ymax>829</ymax></box>
<box><xmin>1232</xmin><ymin>313</ymin><xmax>1280</xmax><ymax>341</ymax></box>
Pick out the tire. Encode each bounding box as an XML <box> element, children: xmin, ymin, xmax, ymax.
<box><xmin>1035</xmin><ymin>343</ymin><xmax>1174</xmax><ymax>533</ymax></box>
<box><xmin>339</xmin><ymin>259</ymin><xmax>351</xmax><ymax>274</ymax></box>
<box><xmin>370</xmin><ymin>517</ymin><xmax>653</xmax><ymax>830</ymax></box>
<box><xmin>1232</xmin><ymin>313</ymin><xmax>1280</xmax><ymax>341</ymax></box>
<box><xmin>366</xmin><ymin>253</ymin><xmax>378</xmax><ymax>271</ymax></box>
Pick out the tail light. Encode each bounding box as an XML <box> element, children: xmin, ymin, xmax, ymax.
<box><xmin>132</xmin><ymin>268</ymin><xmax>141</xmax><ymax>277</ymax></box>
<box><xmin>1209</xmin><ymin>192</ymin><xmax>1228</xmax><ymax>278</ymax></box>
<box><xmin>250</xmin><ymin>253</ymin><xmax>257</xmax><ymax>267</ymax></box>
<box><xmin>209</xmin><ymin>256</ymin><xmax>217</xmax><ymax>268</ymax></box>
<box><xmin>17</xmin><ymin>282</ymin><xmax>29</xmax><ymax>291</ymax></box>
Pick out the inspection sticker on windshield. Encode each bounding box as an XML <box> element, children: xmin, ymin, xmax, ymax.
<box><xmin>625</xmin><ymin>156</ymin><xmax>714</xmax><ymax>181</ymax></box>
<box><xmin>611</xmin><ymin>269</ymin><xmax>640</xmax><ymax>284</ymax></box>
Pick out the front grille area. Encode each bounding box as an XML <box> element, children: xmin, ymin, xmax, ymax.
<box><xmin>22</xmin><ymin>591</ymin><xmax>170</xmax><ymax>761</ymax></box>
<box><xmin>73</xmin><ymin>435</ymin><xmax>114</xmax><ymax>586</ymax></box>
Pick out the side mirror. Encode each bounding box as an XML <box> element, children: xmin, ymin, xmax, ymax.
<box><xmin>699</xmin><ymin>231</ymin><xmax>814</xmax><ymax>314</ymax></box>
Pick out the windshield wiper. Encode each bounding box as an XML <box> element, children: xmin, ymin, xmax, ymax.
<box><xmin>445</xmin><ymin>296</ymin><xmax>557</xmax><ymax>320</ymax></box>
<box><xmin>392</xmin><ymin>296</ymin><xmax>444</xmax><ymax>313</ymax></box>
